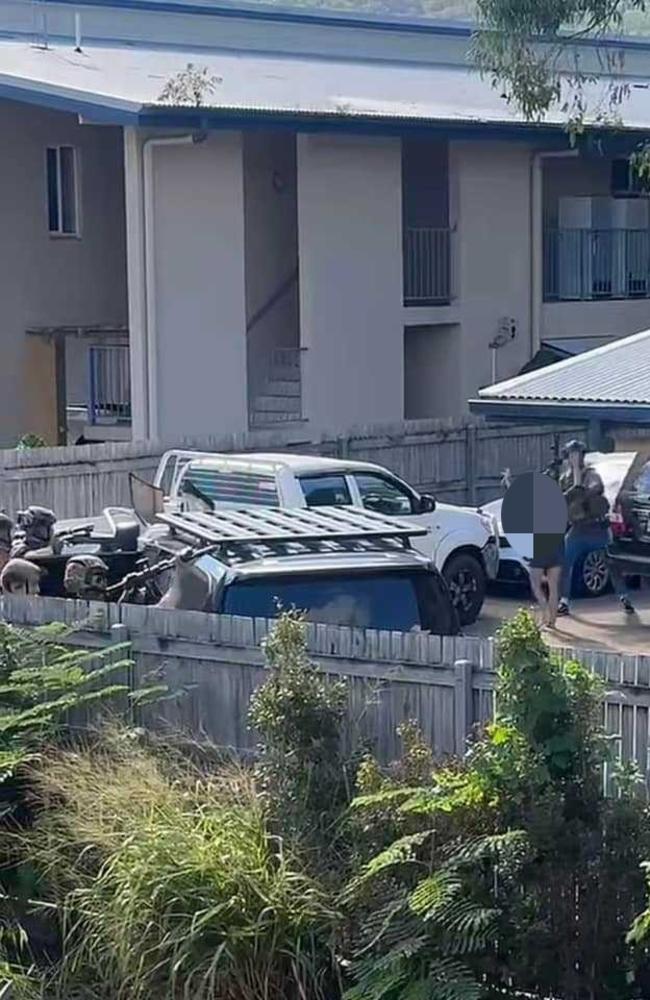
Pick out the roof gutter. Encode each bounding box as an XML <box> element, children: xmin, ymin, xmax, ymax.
<box><xmin>469</xmin><ymin>397</ymin><xmax>650</xmax><ymax>423</ymax></box>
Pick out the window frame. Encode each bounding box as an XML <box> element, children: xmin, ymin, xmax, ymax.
<box><xmin>297</xmin><ymin>472</ymin><xmax>354</xmax><ymax>509</ymax></box>
<box><xmin>46</xmin><ymin>145</ymin><xmax>81</xmax><ymax>238</ymax></box>
<box><xmin>350</xmin><ymin>471</ymin><xmax>419</xmax><ymax>517</ymax></box>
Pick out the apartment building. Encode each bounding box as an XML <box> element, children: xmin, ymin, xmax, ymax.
<box><xmin>0</xmin><ymin>0</ymin><xmax>649</xmax><ymax>446</ymax></box>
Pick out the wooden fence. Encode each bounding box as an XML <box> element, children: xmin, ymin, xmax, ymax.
<box><xmin>0</xmin><ymin>417</ymin><xmax>588</xmax><ymax>519</ymax></box>
<box><xmin>3</xmin><ymin>595</ymin><xmax>648</xmax><ymax>781</ymax></box>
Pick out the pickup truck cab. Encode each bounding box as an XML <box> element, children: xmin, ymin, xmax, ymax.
<box><xmin>142</xmin><ymin>451</ymin><xmax>498</xmax><ymax>624</ymax></box>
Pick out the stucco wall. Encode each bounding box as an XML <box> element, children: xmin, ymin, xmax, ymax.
<box><xmin>542</xmin><ymin>299</ymin><xmax>650</xmax><ymax>341</ymax></box>
<box><xmin>0</xmin><ymin>100</ymin><xmax>127</xmax><ymax>446</ymax></box>
<box><xmin>404</xmin><ymin>324</ymin><xmax>461</xmax><ymax>419</ymax></box>
<box><xmin>297</xmin><ymin>133</ymin><xmax>403</xmax><ymax>432</ymax></box>
<box><xmin>451</xmin><ymin>141</ymin><xmax>534</xmax><ymax>409</ymax></box>
<box><xmin>146</xmin><ymin>132</ymin><xmax>248</xmax><ymax>440</ymax></box>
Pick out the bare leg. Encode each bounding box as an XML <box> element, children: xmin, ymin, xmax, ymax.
<box><xmin>528</xmin><ymin>567</ymin><xmax>549</xmax><ymax>625</ymax></box>
<box><xmin>545</xmin><ymin>565</ymin><xmax>562</xmax><ymax>628</ymax></box>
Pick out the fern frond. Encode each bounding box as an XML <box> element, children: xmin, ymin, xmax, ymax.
<box><xmin>345</xmin><ymin>830</ymin><xmax>432</xmax><ymax>896</ymax></box>
<box><xmin>427</xmin><ymin>957</ymin><xmax>482</xmax><ymax>1000</ymax></box>
<box><xmin>408</xmin><ymin>870</ymin><xmax>463</xmax><ymax>920</ymax></box>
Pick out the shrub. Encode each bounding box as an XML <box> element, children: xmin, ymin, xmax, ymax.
<box><xmin>26</xmin><ymin>731</ymin><xmax>340</xmax><ymax>1000</ymax></box>
<box><xmin>249</xmin><ymin>609</ymin><xmax>350</xmax><ymax>862</ymax></box>
<box><xmin>343</xmin><ymin>610</ymin><xmax>650</xmax><ymax>1000</ymax></box>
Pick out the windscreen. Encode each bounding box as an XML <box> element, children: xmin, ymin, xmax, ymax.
<box><xmin>221</xmin><ymin>571</ymin><xmax>457</xmax><ymax>634</ymax></box>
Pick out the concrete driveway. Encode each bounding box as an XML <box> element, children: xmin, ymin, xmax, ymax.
<box><xmin>471</xmin><ymin>588</ymin><xmax>650</xmax><ymax>654</ymax></box>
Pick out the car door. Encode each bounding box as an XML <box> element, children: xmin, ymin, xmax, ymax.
<box><xmin>297</xmin><ymin>473</ymin><xmax>354</xmax><ymax>509</ymax></box>
<box><xmin>347</xmin><ymin>471</ymin><xmax>435</xmax><ymax>559</ymax></box>
<box><xmin>619</xmin><ymin>454</ymin><xmax>650</xmax><ymax>553</ymax></box>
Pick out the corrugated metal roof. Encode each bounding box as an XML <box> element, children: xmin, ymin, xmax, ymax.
<box><xmin>2</xmin><ymin>28</ymin><xmax>650</xmax><ymax>126</ymax></box>
<box><xmin>479</xmin><ymin>328</ymin><xmax>650</xmax><ymax>405</ymax></box>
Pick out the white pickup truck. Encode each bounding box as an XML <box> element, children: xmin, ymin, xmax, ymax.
<box><xmin>133</xmin><ymin>451</ymin><xmax>499</xmax><ymax>625</ymax></box>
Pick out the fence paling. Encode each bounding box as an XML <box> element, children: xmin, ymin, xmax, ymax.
<box><xmin>2</xmin><ymin>595</ymin><xmax>647</xmax><ymax>773</ymax></box>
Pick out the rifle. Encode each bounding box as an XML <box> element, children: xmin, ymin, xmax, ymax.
<box><xmin>106</xmin><ymin>541</ymin><xmax>223</xmax><ymax>604</ymax></box>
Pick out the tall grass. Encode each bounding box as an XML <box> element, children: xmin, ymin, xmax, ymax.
<box><xmin>26</xmin><ymin>731</ymin><xmax>340</xmax><ymax>1000</ymax></box>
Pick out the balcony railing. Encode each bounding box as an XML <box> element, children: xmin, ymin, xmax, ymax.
<box><xmin>544</xmin><ymin>228</ymin><xmax>650</xmax><ymax>301</ymax></box>
<box><xmin>403</xmin><ymin>227</ymin><xmax>452</xmax><ymax>305</ymax></box>
<box><xmin>89</xmin><ymin>343</ymin><xmax>131</xmax><ymax>425</ymax></box>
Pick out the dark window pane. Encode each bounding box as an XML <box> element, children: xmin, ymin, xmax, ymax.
<box><xmin>46</xmin><ymin>147</ymin><xmax>59</xmax><ymax>232</ymax></box>
<box><xmin>59</xmin><ymin>146</ymin><xmax>77</xmax><ymax>234</ymax></box>
<box><xmin>222</xmin><ymin>572</ymin><xmax>422</xmax><ymax>630</ymax></box>
<box><xmin>633</xmin><ymin>461</ymin><xmax>650</xmax><ymax>496</ymax></box>
<box><xmin>299</xmin><ymin>474</ymin><xmax>351</xmax><ymax>508</ymax></box>
<box><xmin>355</xmin><ymin>473</ymin><xmax>414</xmax><ymax>516</ymax></box>
<box><xmin>182</xmin><ymin>466</ymin><xmax>279</xmax><ymax>507</ymax></box>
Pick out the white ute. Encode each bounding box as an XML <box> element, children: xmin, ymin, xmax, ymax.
<box><xmin>138</xmin><ymin>451</ymin><xmax>499</xmax><ymax>625</ymax></box>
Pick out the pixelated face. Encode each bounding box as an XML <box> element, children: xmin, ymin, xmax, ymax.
<box><xmin>501</xmin><ymin>471</ymin><xmax>568</xmax><ymax>563</ymax></box>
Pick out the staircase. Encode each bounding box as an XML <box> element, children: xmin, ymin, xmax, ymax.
<box><xmin>248</xmin><ymin>348</ymin><xmax>305</xmax><ymax>430</ymax></box>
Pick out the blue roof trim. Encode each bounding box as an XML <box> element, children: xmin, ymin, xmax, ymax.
<box><xmin>0</xmin><ymin>80</ymin><xmax>139</xmax><ymax>122</ymax></box>
<box><xmin>36</xmin><ymin>0</ymin><xmax>650</xmax><ymax>50</ymax></box>
<box><xmin>40</xmin><ymin>0</ymin><xmax>476</xmax><ymax>37</ymax></box>
<box><xmin>469</xmin><ymin>399</ymin><xmax>650</xmax><ymax>424</ymax></box>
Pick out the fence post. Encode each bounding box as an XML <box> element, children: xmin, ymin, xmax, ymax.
<box><xmin>465</xmin><ymin>425</ymin><xmax>477</xmax><ymax>505</ymax></box>
<box><xmin>110</xmin><ymin>622</ymin><xmax>133</xmax><ymax>724</ymax></box>
<box><xmin>454</xmin><ymin>658</ymin><xmax>473</xmax><ymax>756</ymax></box>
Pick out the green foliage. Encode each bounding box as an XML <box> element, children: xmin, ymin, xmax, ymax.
<box><xmin>15</xmin><ymin>434</ymin><xmax>47</xmax><ymax>451</ymax></box>
<box><xmin>0</xmin><ymin>621</ymin><xmax>133</xmax><ymax>783</ymax></box>
<box><xmin>24</xmin><ymin>733</ymin><xmax>340</xmax><ymax>1000</ymax></box>
<box><xmin>249</xmin><ymin>609</ymin><xmax>349</xmax><ymax>854</ymax></box>
<box><xmin>158</xmin><ymin>63</ymin><xmax>222</xmax><ymax>106</ymax></box>
<box><xmin>344</xmin><ymin>610</ymin><xmax>650</xmax><ymax>1000</ymax></box>
<box><xmin>472</xmin><ymin>0</ymin><xmax>645</xmax><ymax>127</ymax></box>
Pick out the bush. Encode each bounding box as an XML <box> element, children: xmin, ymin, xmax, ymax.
<box><xmin>343</xmin><ymin>610</ymin><xmax>650</xmax><ymax>1000</ymax></box>
<box><xmin>249</xmin><ymin>609</ymin><xmax>350</xmax><ymax>863</ymax></box>
<box><xmin>25</xmin><ymin>731</ymin><xmax>340</xmax><ymax>1000</ymax></box>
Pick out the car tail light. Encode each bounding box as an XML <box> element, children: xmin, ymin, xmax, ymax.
<box><xmin>610</xmin><ymin>504</ymin><xmax>630</xmax><ymax>538</ymax></box>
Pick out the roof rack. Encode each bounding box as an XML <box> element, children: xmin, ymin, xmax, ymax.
<box><xmin>157</xmin><ymin>505</ymin><xmax>428</xmax><ymax>550</ymax></box>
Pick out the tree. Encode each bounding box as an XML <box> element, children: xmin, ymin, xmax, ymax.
<box><xmin>473</xmin><ymin>0</ymin><xmax>645</xmax><ymax>137</ymax></box>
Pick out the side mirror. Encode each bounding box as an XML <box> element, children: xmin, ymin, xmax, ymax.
<box><xmin>418</xmin><ymin>494</ymin><xmax>436</xmax><ymax>514</ymax></box>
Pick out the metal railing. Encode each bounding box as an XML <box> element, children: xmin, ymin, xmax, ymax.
<box><xmin>544</xmin><ymin>228</ymin><xmax>650</xmax><ymax>301</ymax></box>
<box><xmin>403</xmin><ymin>227</ymin><xmax>452</xmax><ymax>305</ymax></box>
<box><xmin>89</xmin><ymin>344</ymin><xmax>131</xmax><ymax>425</ymax></box>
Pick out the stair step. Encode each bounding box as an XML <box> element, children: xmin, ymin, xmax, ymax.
<box><xmin>263</xmin><ymin>379</ymin><xmax>301</xmax><ymax>397</ymax></box>
<box><xmin>253</xmin><ymin>394</ymin><xmax>302</xmax><ymax>414</ymax></box>
<box><xmin>250</xmin><ymin>411</ymin><xmax>305</xmax><ymax>428</ymax></box>
<box><xmin>268</xmin><ymin>366</ymin><xmax>300</xmax><ymax>383</ymax></box>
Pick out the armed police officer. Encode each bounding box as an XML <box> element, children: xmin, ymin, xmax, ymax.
<box><xmin>557</xmin><ymin>439</ymin><xmax>634</xmax><ymax>618</ymax></box>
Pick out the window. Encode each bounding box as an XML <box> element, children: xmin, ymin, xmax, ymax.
<box><xmin>46</xmin><ymin>146</ymin><xmax>78</xmax><ymax>235</ymax></box>
<box><xmin>221</xmin><ymin>571</ymin><xmax>458</xmax><ymax>633</ymax></box>
<box><xmin>180</xmin><ymin>465</ymin><xmax>279</xmax><ymax>507</ymax></box>
<box><xmin>354</xmin><ymin>473</ymin><xmax>414</xmax><ymax>516</ymax></box>
<box><xmin>299</xmin><ymin>474</ymin><xmax>351</xmax><ymax>508</ymax></box>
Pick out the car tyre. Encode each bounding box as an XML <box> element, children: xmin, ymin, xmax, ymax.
<box><xmin>573</xmin><ymin>548</ymin><xmax>611</xmax><ymax>599</ymax></box>
<box><xmin>443</xmin><ymin>552</ymin><xmax>486</xmax><ymax>626</ymax></box>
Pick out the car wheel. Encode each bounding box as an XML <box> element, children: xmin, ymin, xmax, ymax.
<box><xmin>574</xmin><ymin>548</ymin><xmax>611</xmax><ymax>598</ymax></box>
<box><xmin>443</xmin><ymin>552</ymin><xmax>487</xmax><ymax>626</ymax></box>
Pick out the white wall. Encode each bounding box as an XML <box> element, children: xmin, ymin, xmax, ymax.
<box><xmin>451</xmin><ymin>141</ymin><xmax>535</xmax><ymax>407</ymax></box>
<box><xmin>139</xmin><ymin>131</ymin><xmax>248</xmax><ymax>440</ymax></box>
<box><xmin>0</xmin><ymin>100</ymin><xmax>127</xmax><ymax>446</ymax></box>
<box><xmin>404</xmin><ymin>324</ymin><xmax>462</xmax><ymax>419</ymax></box>
<box><xmin>297</xmin><ymin>133</ymin><xmax>403</xmax><ymax>432</ymax></box>
<box><xmin>543</xmin><ymin>299</ymin><xmax>650</xmax><ymax>340</ymax></box>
